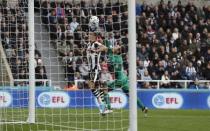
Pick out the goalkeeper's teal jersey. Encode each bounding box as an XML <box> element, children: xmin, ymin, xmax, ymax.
<box><xmin>105</xmin><ymin>40</ymin><xmax>129</xmax><ymax>90</ymax></box>
<box><xmin>109</xmin><ymin>54</ymin><xmax>126</xmax><ymax>79</ymax></box>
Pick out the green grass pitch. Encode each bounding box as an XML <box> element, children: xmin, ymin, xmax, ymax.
<box><xmin>1</xmin><ymin>109</ymin><xmax>210</xmax><ymax>131</ymax></box>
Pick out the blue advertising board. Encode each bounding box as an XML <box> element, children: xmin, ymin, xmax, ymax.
<box><xmin>0</xmin><ymin>87</ymin><xmax>210</xmax><ymax>109</ymax></box>
<box><xmin>139</xmin><ymin>90</ymin><xmax>210</xmax><ymax>109</ymax></box>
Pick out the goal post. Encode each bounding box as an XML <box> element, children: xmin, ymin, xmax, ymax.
<box><xmin>128</xmin><ymin>0</ymin><xmax>138</xmax><ymax>130</ymax></box>
<box><xmin>27</xmin><ymin>0</ymin><xmax>35</xmax><ymax>124</ymax></box>
<box><xmin>0</xmin><ymin>0</ymin><xmax>138</xmax><ymax>130</ymax></box>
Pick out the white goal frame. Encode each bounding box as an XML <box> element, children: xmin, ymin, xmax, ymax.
<box><xmin>0</xmin><ymin>0</ymin><xmax>36</xmax><ymax>125</ymax></box>
<box><xmin>128</xmin><ymin>0</ymin><xmax>138</xmax><ymax>131</ymax></box>
<box><xmin>1</xmin><ymin>0</ymin><xmax>138</xmax><ymax>130</ymax></box>
<box><xmin>27</xmin><ymin>0</ymin><xmax>35</xmax><ymax>124</ymax></box>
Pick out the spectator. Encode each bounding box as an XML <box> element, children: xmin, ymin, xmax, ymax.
<box><xmin>66</xmin><ymin>60</ymin><xmax>75</xmax><ymax>86</ymax></box>
<box><xmin>142</xmin><ymin>70</ymin><xmax>152</xmax><ymax>80</ymax></box>
<box><xmin>203</xmin><ymin>62</ymin><xmax>210</xmax><ymax>80</ymax></box>
<box><xmin>35</xmin><ymin>67</ymin><xmax>48</xmax><ymax>86</ymax></box>
<box><xmin>38</xmin><ymin>0</ymin><xmax>210</xmax><ymax>89</ymax></box>
<box><xmin>41</xmin><ymin>1</ymin><xmax>50</xmax><ymax>24</ymax></box>
<box><xmin>105</xmin><ymin>15</ymin><xmax>113</xmax><ymax>32</ymax></box>
<box><xmin>100</xmin><ymin>69</ymin><xmax>113</xmax><ymax>83</ymax></box>
<box><xmin>55</xmin><ymin>3</ymin><xmax>65</xmax><ymax>23</ymax></box>
<box><xmin>196</xmin><ymin>60</ymin><xmax>205</xmax><ymax>79</ymax></box>
<box><xmin>79</xmin><ymin>58</ymin><xmax>89</xmax><ymax>80</ymax></box>
<box><xmin>136</xmin><ymin>1</ymin><xmax>142</xmax><ymax>16</ymax></box>
<box><xmin>49</xmin><ymin>10</ymin><xmax>57</xmax><ymax>24</ymax></box>
<box><xmin>57</xmin><ymin>41</ymin><xmax>72</xmax><ymax>57</ymax></box>
<box><xmin>161</xmin><ymin>70</ymin><xmax>170</xmax><ymax>88</ymax></box>
<box><xmin>138</xmin><ymin>46</ymin><xmax>148</xmax><ymax>61</ymax></box>
<box><xmin>137</xmin><ymin>60</ymin><xmax>146</xmax><ymax>78</ymax></box>
<box><xmin>205</xmin><ymin>48</ymin><xmax>210</xmax><ymax>62</ymax></box>
<box><xmin>97</xmin><ymin>0</ymin><xmax>104</xmax><ymax>16</ymax></box>
<box><xmin>141</xmin><ymin>69</ymin><xmax>152</xmax><ymax>88</ymax></box>
<box><xmin>172</xmin><ymin>28</ymin><xmax>179</xmax><ymax>41</ymax></box>
<box><xmin>65</xmin><ymin>25</ymin><xmax>73</xmax><ymax>35</ymax></box>
<box><xmin>70</xmin><ymin>17</ymin><xmax>79</xmax><ymax>32</ymax></box>
<box><xmin>2</xmin><ymin>32</ymin><xmax>10</xmax><ymax>48</ymax></box>
<box><xmin>74</xmin><ymin>72</ymin><xmax>83</xmax><ymax>89</ymax></box>
<box><xmin>107</xmin><ymin>32</ymin><xmax>116</xmax><ymax>48</ymax></box>
<box><xmin>18</xmin><ymin>69</ymin><xmax>28</xmax><ymax>86</ymax></box>
<box><xmin>56</xmin><ymin>25</ymin><xmax>65</xmax><ymax>40</ymax></box>
<box><xmin>185</xmin><ymin>62</ymin><xmax>197</xmax><ymax>80</ymax></box>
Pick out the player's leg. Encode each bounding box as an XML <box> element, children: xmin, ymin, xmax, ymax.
<box><xmin>88</xmin><ymin>70</ymin><xmax>106</xmax><ymax>114</ymax></box>
<box><xmin>95</xmin><ymin>88</ymin><xmax>114</xmax><ymax>114</ymax></box>
<box><xmin>102</xmin><ymin>86</ymin><xmax>112</xmax><ymax>113</ymax></box>
<box><xmin>96</xmin><ymin>88</ymin><xmax>113</xmax><ymax>114</ymax></box>
<box><xmin>93</xmin><ymin>89</ymin><xmax>106</xmax><ymax>113</ymax></box>
<box><xmin>105</xmin><ymin>80</ymin><xmax>122</xmax><ymax>112</ymax></box>
<box><xmin>89</xmin><ymin>82</ymin><xmax>106</xmax><ymax>114</ymax></box>
<box><xmin>105</xmin><ymin>80</ymin><xmax>118</xmax><ymax>110</ymax></box>
<box><xmin>107</xmin><ymin>79</ymin><xmax>148</xmax><ymax>113</ymax></box>
<box><xmin>88</xmin><ymin>72</ymin><xmax>106</xmax><ymax>113</ymax></box>
<box><xmin>107</xmin><ymin>79</ymin><xmax>147</xmax><ymax>113</ymax></box>
<box><xmin>104</xmin><ymin>92</ymin><xmax>111</xmax><ymax>110</ymax></box>
<box><xmin>120</xmin><ymin>79</ymin><xmax>148</xmax><ymax>115</ymax></box>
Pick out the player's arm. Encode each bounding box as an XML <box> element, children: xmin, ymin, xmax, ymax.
<box><xmin>112</xmin><ymin>45</ymin><xmax>122</xmax><ymax>54</ymax></box>
<box><xmin>95</xmin><ymin>41</ymin><xmax>108</xmax><ymax>52</ymax></box>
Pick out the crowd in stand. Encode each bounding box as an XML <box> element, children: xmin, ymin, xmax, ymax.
<box><xmin>0</xmin><ymin>1</ymin><xmax>47</xmax><ymax>86</ymax></box>
<box><xmin>40</xmin><ymin>0</ymin><xmax>128</xmax><ymax>89</ymax></box>
<box><xmin>1</xmin><ymin>0</ymin><xmax>207</xmax><ymax>89</ymax></box>
<box><xmin>39</xmin><ymin>0</ymin><xmax>210</xmax><ymax>89</ymax></box>
<box><xmin>0</xmin><ymin>0</ymin><xmax>209</xmax><ymax>89</ymax></box>
<box><xmin>136</xmin><ymin>0</ymin><xmax>210</xmax><ymax>89</ymax></box>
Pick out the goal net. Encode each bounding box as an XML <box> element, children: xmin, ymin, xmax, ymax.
<box><xmin>0</xmin><ymin>0</ymin><xmax>130</xmax><ymax>130</ymax></box>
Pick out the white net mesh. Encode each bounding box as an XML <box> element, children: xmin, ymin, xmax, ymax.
<box><xmin>1</xmin><ymin>0</ymin><xmax>130</xmax><ymax>130</ymax></box>
<box><xmin>0</xmin><ymin>0</ymin><xmax>209</xmax><ymax>130</ymax></box>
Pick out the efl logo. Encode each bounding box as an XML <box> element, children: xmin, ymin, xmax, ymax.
<box><xmin>152</xmin><ymin>93</ymin><xmax>183</xmax><ymax>109</ymax></box>
<box><xmin>207</xmin><ymin>95</ymin><xmax>210</xmax><ymax>108</ymax></box>
<box><xmin>0</xmin><ymin>92</ymin><xmax>12</xmax><ymax>108</ymax></box>
<box><xmin>95</xmin><ymin>92</ymin><xmax>127</xmax><ymax>109</ymax></box>
<box><xmin>38</xmin><ymin>92</ymin><xmax>70</xmax><ymax>108</ymax></box>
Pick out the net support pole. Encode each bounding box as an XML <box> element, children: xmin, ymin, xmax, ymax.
<box><xmin>27</xmin><ymin>0</ymin><xmax>35</xmax><ymax>123</ymax></box>
<box><xmin>128</xmin><ymin>0</ymin><xmax>137</xmax><ymax>131</ymax></box>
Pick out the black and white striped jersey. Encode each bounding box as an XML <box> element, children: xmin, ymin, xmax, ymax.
<box><xmin>87</xmin><ymin>41</ymin><xmax>102</xmax><ymax>72</ymax></box>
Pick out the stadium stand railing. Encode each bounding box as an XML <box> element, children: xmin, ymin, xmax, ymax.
<box><xmin>137</xmin><ymin>79</ymin><xmax>210</xmax><ymax>89</ymax></box>
<box><xmin>14</xmin><ymin>79</ymin><xmax>52</xmax><ymax>87</ymax></box>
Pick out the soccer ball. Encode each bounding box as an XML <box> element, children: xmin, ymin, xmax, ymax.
<box><xmin>89</xmin><ymin>16</ymin><xmax>99</xmax><ymax>31</ymax></box>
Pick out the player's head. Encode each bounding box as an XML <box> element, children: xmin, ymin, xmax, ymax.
<box><xmin>89</xmin><ymin>32</ymin><xmax>102</xmax><ymax>42</ymax></box>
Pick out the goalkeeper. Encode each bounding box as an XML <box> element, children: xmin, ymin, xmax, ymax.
<box><xmin>105</xmin><ymin>41</ymin><xmax>148</xmax><ymax>115</ymax></box>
